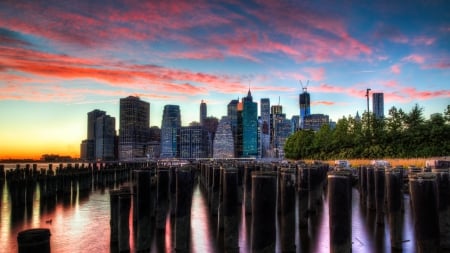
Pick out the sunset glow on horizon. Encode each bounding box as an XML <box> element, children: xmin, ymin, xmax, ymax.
<box><xmin>1</xmin><ymin>0</ymin><xmax>449</xmax><ymax>159</ymax></box>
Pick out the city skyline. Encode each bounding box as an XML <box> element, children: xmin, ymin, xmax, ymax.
<box><xmin>1</xmin><ymin>1</ymin><xmax>449</xmax><ymax>159</ymax></box>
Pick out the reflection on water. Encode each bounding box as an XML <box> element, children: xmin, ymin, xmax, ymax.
<box><xmin>0</xmin><ymin>165</ymin><xmax>418</xmax><ymax>253</ymax></box>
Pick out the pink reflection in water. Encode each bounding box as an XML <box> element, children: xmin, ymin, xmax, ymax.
<box><xmin>0</xmin><ymin>169</ymin><xmax>418</xmax><ymax>253</ymax></box>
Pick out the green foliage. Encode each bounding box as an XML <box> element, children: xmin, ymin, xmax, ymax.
<box><xmin>284</xmin><ymin>104</ymin><xmax>450</xmax><ymax>159</ymax></box>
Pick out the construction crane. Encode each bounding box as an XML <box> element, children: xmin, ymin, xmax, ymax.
<box><xmin>299</xmin><ymin>80</ymin><xmax>309</xmax><ymax>93</ymax></box>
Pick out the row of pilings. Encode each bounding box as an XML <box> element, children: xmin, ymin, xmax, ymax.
<box><xmin>107</xmin><ymin>161</ymin><xmax>330</xmax><ymax>253</ymax></box>
<box><xmin>7</xmin><ymin>162</ymin><xmax>147</xmax><ymax>253</ymax></box>
<box><xmin>3</xmin><ymin>163</ymin><xmax>132</xmax><ymax>225</ymax></box>
<box><xmin>108</xmin><ymin>163</ymin><xmax>196</xmax><ymax>253</ymax></box>
<box><xmin>357</xmin><ymin>165</ymin><xmax>450</xmax><ymax>253</ymax></box>
<box><xmin>199</xmin><ymin>161</ymin><xmax>330</xmax><ymax>253</ymax></box>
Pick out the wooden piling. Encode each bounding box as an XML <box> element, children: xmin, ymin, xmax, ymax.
<box><xmin>223</xmin><ymin>168</ymin><xmax>239</xmax><ymax>253</ymax></box>
<box><xmin>328</xmin><ymin>171</ymin><xmax>352</xmax><ymax>253</ymax></box>
<box><xmin>174</xmin><ymin>167</ymin><xmax>193</xmax><ymax>252</ymax></box>
<box><xmin>409</xmin><ymin>173</ymin><xmax>440</xmax><ymax>253</ymax></box>
<box><xmin>156</xmin><ymin>167</ymin><xmax>170</xmax><ymax>230</ymax></box>
<box><xmin>374</xmin><ymin>167</ymin><xmax>385</xmax><ymax>225</ymax></box>
<box><xmin>251</xmin><ymin>171</ymin><xmax>277</xmax><ymax>253</ymax></box>
<box><xmin>280</xmin><ymin>169</ymin><xmax>296</xmax><ymax>253</ymax></box>
<box><xmin>17</xmin><ymin>228</ymin><xmax>51</xmax><ymax>253</ymax></box>
<box><xmin>386</xmin><ymin>169</ymin><xmax>403</xmax><ymax>250</ymax></box>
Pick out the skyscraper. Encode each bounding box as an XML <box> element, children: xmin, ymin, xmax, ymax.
<box><xmin>213</xmin><ymin>116</ymin><xmax>235</xmax><ymax>158</ymax></box>
<box><xmin>81</xmin><ymin>109</ymin><xmax>108</xmax><ymax>161</ymax></box>
<box><xmin>372</xmin><ymin>93</ymin><xmax>384</xmax><ymax>119</ymax></box>
<box><xmin>241</xmin><ymin>89</ymin><xmax>258</xmax><ymax>158</ymax></box>
<box><xmin>303</xmin><ymin>114</ymin><xmax>330</xmax><ymax>131</ymax></box>
<box><xmin>270</xmin><ymin>105</ymin><xmax>290</xmax><ymax>158</ymax></box>
<box><xmin>291</xmin><ymin>115</ymin><xmax>300</xmax><ymax>134</ymax></box>
<box><xmin>160</xmin><ymin>105</ymin><xmax>181</xmax><ymax>158</ymax></box>
<box><xmin>227</xmin><ymin>99</ymin><xmax>239</xmax><ymax>157</ymax></box>
<box><xmin>119</xmin><ymin>96</ymin><xmax>150</xmax><ymax>160</ymax></box>
<box><xmin>200</xmin><ymin>100</ymin><xmax>207</xmax><ymax>126</ymax></box>
<box><xmin>180</xmin><ymin>125</ymin><xmax>208</xmax><ymax>158</ymax></box>
<box><xmin>260</xmin><ymin>98</ymin><xmax>271</xmax><ymax>158</ymax></box>
<box><xmin>88</xmin><ymin>109</ymin><xmax>106</xmax><ymax>140</ymax></box>
<box><xmin>95</xmin><ymin>115</ymin><xmax>116</xmax><ymax>161</ymax></box>
<box><xmin>299</xmin><ymin>88</ymin><xmax>311</xmax><ymax>129</ymax></box>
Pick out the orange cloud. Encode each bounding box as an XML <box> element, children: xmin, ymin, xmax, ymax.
<box><xmin>0</xmin><ymin>46</ymin><xmax>251</xmax><ymax>102</ymax></box>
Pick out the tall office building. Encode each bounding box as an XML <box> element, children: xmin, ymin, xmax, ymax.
<box><xmin>213</xmin><ymin>116</ymin><xmax>235</xmax><ymax>158</ymax></box>
<box><xmin>180</xmin><ymin>125</ymin><xmax>208</xmax><ymax>158</ymax></box>
<box><xmin>291</xmin><ymin>115</ymin><xmax>300</xmax><ymax>134</ymax></box>
<box><xmin>119</xmin><ymin>96</ymin><xmax>150</xmax><ymax>160</ymax></box>
<box><xmin>299</xmin><ymin>89</ymin><xmax>311</xmax><ymax>129</ymax></box>
<box><xmin>203</xmin><ymin>117</ymin><xmax>219</xmax><ymax>157</ymax></box>
<box><xmin>270</xmin><ymin>105</ymin><xmax>291</xmax><ymax>158</ymax></box>
<box><xmin>260</xmin><ymin>98</ymin><xmax>271</xmax><ymax>158</ymax></box>
<box><xmin>95</xmin><ymin>115</ymin><xmax>116</xmax><ymax>161</ymax></box>
<box><xmin>160</xmin><ymin>105</ymin><xmax>181</xmax><ymax>158</ymax></box>
<box><xmin>227</xmin><ymin>99</ymin><xmax>239</xmax><ymax>157</ymax></box>
<box><xmin>303</xmin><ymin>114</ymin><xmax>329</xmax><ymax>131</ymax></box>
<box><xmin>88</xmin><ymin>109</ymin><xmax>106</xmax><ymax>140</ymax></box>
<box><xmin>372</xmin><ymin>93</ymin><xmax>384</xmax><ymax>119</ymax></box>
<box><xmin>200</xmin><ymin>100</ymin><xmax>207</xmax><ymax>126</ymax></box>
<box><xmin>81</xmin><ymin>109</ymin><xmax>111</xmax><ymax>161</ymax></box>
<box><xmin>241</xmin><ymin>90</ymin><xmax>258</xmax><ymax>158</ymax></box>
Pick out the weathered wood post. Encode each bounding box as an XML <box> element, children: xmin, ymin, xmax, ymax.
<box><xmin>409</xmin><ymin>173</ymin><xmax>440</xmax><ymax>253</ymax></box>
<box><xmin>223</xmin><ymin>167</ymin><xmax>239</xmax><ymax>253</ymax></box>
<box><xmin>297</xmin><ymin>164</ymin><xmax>310</xmax><ymax>229</ymax></box>
<box><xmin>174</xmin><ymin>166</ymin><xmax>194</xmax><ymax>252</ymax></box>
<box><xmin>432</xmin><ymin>168</ymin><xmax>450</xmax><ymax>250</ymax></box>
<box><xmin>366</xmin><ymin>167</ymin><xmax>376</xmax><ymax>211</ymax></box>
<box><xmin>328</xmin><ymin>170</ymin><xmax>352</xmax><ymax>253</ymax></box>
<box><xmin>17</xmin><ymin>228</ymin><xmax>51</xmax><ymax>253</ymax></box>
<box><xmin>156</xmin><ymin>167</ymin><xmax>170</xmax><ymax>230</ymax></box>
<box><xmin>386</xmin><ymin>168</ymin><xmax>403</xmax><ymax>250</ymax></box>
<box><xmin>251</xmin><ymin>171</ymin><xmax>277</xmax><ymax>253</ymax></box>
<box><xmin>118</xmin><ymin>187</ymin><xmax>131</xmax><ymax>253</ymax></box>
<box><xmin>280</xmin><ymin>168</ymin><xmax>296</xmax><ymax>253</ymax></box>
<box><xmin>135</xmin><ymin>170</ymin><xmax>153</xmax><ymax>251</ymax></box>
<box><xmin>374</xmin><ymin>167</ymin><xmax>386</xmax><ymax>225</ymax></box>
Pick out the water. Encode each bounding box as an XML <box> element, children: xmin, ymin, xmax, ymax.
<box><xmin>0</xmin><ymin>164</ymin><xmax>417</xmax><ymax>253</ymax></box>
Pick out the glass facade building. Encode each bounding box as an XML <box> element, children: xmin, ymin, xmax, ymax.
<box><xmin>299</xmin><ymin>91</ymin><xmax>311</xmax><ymax>129</ymax></box>
<box><xmin>200</xmin><ymin>100</ymin><xmax>207</xmax><ymax>126</ymax></box>
<box><xmin>160</xmin><ymin>105</ymin><xmax>181</xmax><ymax>158</ymax></box>
<box><xmin>260</xmin><ymin>98</ymin><xmax>271</xmax><ymax>158</ymax></box>
<box><xmin>303</xmin><ymin>114</ymin><xmax>330</xmax><ymax>131</ymax></box>
<box><xmin>372</xmin><ymin>93</ymin><xmax>384</xmax><ymax>119</ymax></box>
<box><xmin>180</xmin><ymin>125</ymin><xmax>208</xmax><ymax>158</ymax></box>
<box><xmin>95</xmin><ymin>115</ymin><xmax>116</xmax><ymax>161</ymax></box>
<box><xmin>241</xmin><ymin>90</ymin><xmax>258</xmax><ymax>158</ymax></box>
<box><xmin>119</xmin><ymin>96</ymin><xmax>150</xmax><ymax>160</ymax></box>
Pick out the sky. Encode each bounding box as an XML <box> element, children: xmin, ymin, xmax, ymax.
<box><xmin>0</xmin><ymin>0</ymin><xmax>449</xmax><ymax>159</ymax></box>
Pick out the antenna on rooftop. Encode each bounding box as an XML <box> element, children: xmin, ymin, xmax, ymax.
<box><xmin>278</xmin><ymin>96</ymin><xmax>280</xmax><ymax>105</ymax></box>
<box><xmin>299</xmin><ymin>80</ymin><xmax>309</xmax><ymax>93</ymax></box>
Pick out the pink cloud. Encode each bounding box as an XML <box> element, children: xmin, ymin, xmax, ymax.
<box><xmin>312</xmin><ymin>101</ymin><xmax>335</xmax><ymax>106</ymax></box>
<box><xmin>390</xmin><ymin>64</ymin><xmax>401</xmax><ymax>74</ymax></box>
<box><xmin>402</xmin><ymin>54</ymin><xmax>425</xmax><ymax>64</ymax></box>
<box><xmin>412</xmin><ymin>36</ymin><xmax>436</xmax><ymax>46</ymax></box>
<box><xmin>304</xmin><ymin>67</ymin><xmax>325</xmax><ymax>81</ymax></box>
<box><xmin>377</xmin><ymin>80</ymin><xmax>450</xmax><ymax>103</ymax></box>
<box><xmin>0</xmin><ymin>46</ymin><xmax>250</xmax><ymax>101</ymax></box>
<box><xmin>424</xmin><ymin>59</ymin><xmax>450</xmax><ymax>69</ymax></box>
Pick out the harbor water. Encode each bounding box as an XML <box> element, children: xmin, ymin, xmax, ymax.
<box><xmin>0</xmin><ymin>163</ymin><xmax>418</xmax><ymax>253</ymax></box>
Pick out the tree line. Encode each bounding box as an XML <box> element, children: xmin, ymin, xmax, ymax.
<box><xmin>284</xmin><ymin>104</ymin><xmax>450</xmax><ymax>160</ymax></box>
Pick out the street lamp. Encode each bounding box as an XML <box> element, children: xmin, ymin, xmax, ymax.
<box><xmin>366</xmin><ymin>88</ymin><xmax>371</xmax><ymax>137</ymax></box>
<box><xmin>365</xmin><ymin>88</ymin><xmax>371</xmax><ymax>115</ymax></box>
